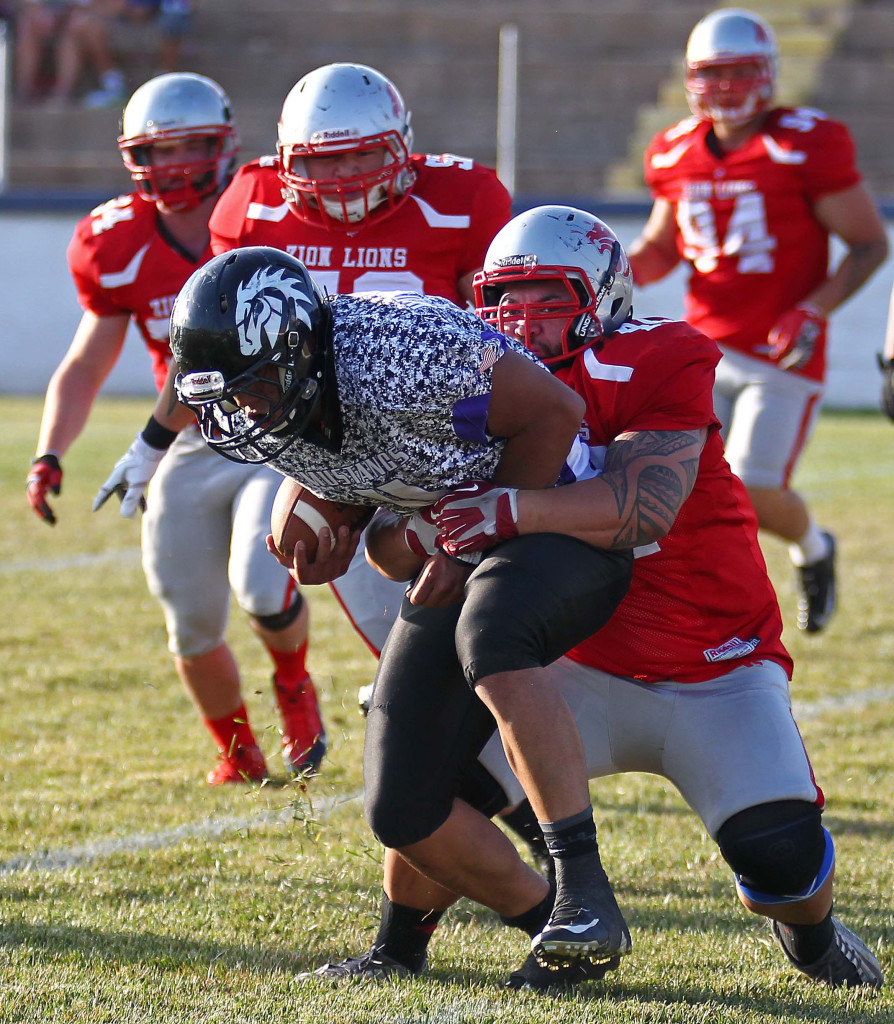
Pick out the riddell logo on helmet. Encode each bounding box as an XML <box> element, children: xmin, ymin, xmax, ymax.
<box><xmin>310</xmin><ymin>129</ymin><xmax>357</xmax><ymax>142</ymax></box>
<box><xmin>495</xmin><ymin>254</ymin><xmax>538</xmax><ymax>270</ymax></box>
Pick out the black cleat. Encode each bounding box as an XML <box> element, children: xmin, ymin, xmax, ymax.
<box><xmin>532</xmin><ymin>881</ymin><xmax>632</xmax><ymax>966</ymax></box>
<box><xmin>506</xmin><ymin>951</ymin><xmax>620</xmax><ymax>991</ymax></box>
<box><xmin>796</xmin><ymin>532</ymin><xmax>836</xmax><ymax>633</ymax></box>
<box><xmin>297</xmin><ymin>947</ymin><xmax>422</xmax><ymax>982</ymax></box>
<box><xmin>771</xmin><ymin>918</ymin><xmax>883</xmax><ymax>989</ymax></box>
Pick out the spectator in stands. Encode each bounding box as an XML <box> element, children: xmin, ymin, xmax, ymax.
<box><xmin>628</xmin><ymin>8</ymin><xmax>887</xmax><ymax>636</ymax></box>
<box><xmin>14</xmin><ymin>0</ymin><xmax>125</xmax><ymax>107</ymax></box>
<box><xmin>122</xmin><ymin>0</ymin><xmax>193</xmax><ymax>74</ymax></box>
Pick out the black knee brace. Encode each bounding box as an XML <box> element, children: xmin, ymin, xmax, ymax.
<box><xmin>716</xmin><ymin>799</ymin><xmax>830</xmax><ymax>901</ymax></box>
<box><xmin>251</xmin><ymin>591</ymin><xmax>304</xmax><ymax>632</ymax></box>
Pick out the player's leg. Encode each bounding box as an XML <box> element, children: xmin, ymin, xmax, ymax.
<box><xmin>142</xmin><ymin>433</ymin><xmax>265</xmax><ymax>784</ymax></box>
<box><xmin>229</xmin><ymin>464</ymin><xmax>324</xmax><ymax>776</ymax></box>
<box><xmin>364</xmin><ymin>590</ymin><xmax>563</xmax><ymax>924</ymax></box>
<box><xmin>456</xmin><ymin>535</ymin><xmax>633</xmax><ymax>966</ymax></box>
<box><xmin>331</xmin><ymin>547</ymin><xmax>555</xmax><ymax>873</ymax></box>
<box><xmin>718</xmin><ymin>349</ymin><xmax>834</xmax><ymax>633</ymax></box>
<box><xmin>664</xmin><ymin>662</ymin><xmax>882</xmax><ymax>988</ymax></box>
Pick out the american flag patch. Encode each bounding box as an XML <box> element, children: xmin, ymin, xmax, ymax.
<box><xmin>478</xmin><ymin>344</ymin><xmax>501</xmax><ymax>372</ymax></box>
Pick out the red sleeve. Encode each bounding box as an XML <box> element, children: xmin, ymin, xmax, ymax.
<box><xmin>620</xmin><ymin>323</ymin><xmax>720</xmax><ymax>434</ymax></box>
<box><xmin>208</xmin><ymin>169</ymin><xmax>252</xmax><ymax>254</ymax></box>
<box><xmin>458</xmin><ymin>168</ymin><xmax>512</xmax><ymax>278</ymax></box>
<box><xmin>66</xmin><ymin>222</ymin><xmax>124</xmax><ymax>318</ymax></box>
<box><xmin>799</xmin><ymin>118</ymin><xmax>861</xmax><ymax>200</ymax></box>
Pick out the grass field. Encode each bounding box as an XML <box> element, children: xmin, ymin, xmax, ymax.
<box><xmin>1</xmin><ymin>396</ymin><xmax>893</xmax><ymax>1023</ymax></box>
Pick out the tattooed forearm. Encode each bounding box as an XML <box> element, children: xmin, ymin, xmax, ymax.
<box><xmin>601</xmin><ymin>429</ymin><xmax>706</xmax><ymax>549</ymax></box>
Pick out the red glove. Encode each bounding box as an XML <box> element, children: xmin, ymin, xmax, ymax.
<box><xmin>766</xmin><ymin>303</ymin><xmax>826</xmax><ymax>371</ymax></box>
<box><xmin>429</xmin><ymin>481</ymin><xmax>520</xmax><ymax>556</ymax></box>
<box><xmin>404</xmin><ymin>507</ymin><xmax>440</xmax><ymax>559</ymax></box>
<box><xmin>26</xmin><ymin>453</ymin><xmax>63</xmax><ymax>526</ymax></box>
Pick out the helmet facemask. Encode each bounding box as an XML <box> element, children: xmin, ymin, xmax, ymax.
<box><xmin>176</xmin><ymin>345</ymin><xmax>324</xmax><ymax>464</ymax></box>
<box><xmin>120</xmin><ymin>127</ymin><xmax>237</xmax><ymax>212</ymax></box>
<box><xmin>278</xmin><ymin>130</ymin><xmax>414</xmax><ymax>227</ymax></box>
<box><xmin>685</xmin><ymin>57</ymin><xmax>774</xmax><ymax>128</ymax></box>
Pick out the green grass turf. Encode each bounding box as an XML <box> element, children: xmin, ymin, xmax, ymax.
<box><xmin>1</xmin><ymin>397</ymin><xmax>892</xmax><ymax>1022</ymax></box>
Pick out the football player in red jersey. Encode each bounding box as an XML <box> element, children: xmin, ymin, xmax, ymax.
<box><xmin>627</xmin><ymin>9</ymin><xmax>888</xmax><ymax>635</ymax></box>
<box><xmin>207</xmin><ymin>61</ymin><xmax>512</xmax><ymax>662</ymax></box>
<box><xmin>300</xmin><ymin>208</ymin><xmax>882</xmax><ymax>992</ymax></box>
<box><xmin>25</xmin><ymin>73</ymin><xmax>326</xmax><ymax>786</ymax></box>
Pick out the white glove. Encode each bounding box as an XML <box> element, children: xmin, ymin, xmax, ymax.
<box><xmin>92</xmin><ymin>433</ymin><xmax>168</xmax><ymax>517</ymax></box>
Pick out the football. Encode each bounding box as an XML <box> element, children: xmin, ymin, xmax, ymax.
<box><xmin>270</xmin><ymin>477</ymin><xmax>374</xmax><ymax>561</ymax></box>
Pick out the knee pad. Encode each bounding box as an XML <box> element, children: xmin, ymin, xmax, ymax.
<box><xmin>251</xmin><ymin>591</ymin><xmax>304</xmax><ymax>632</ymax></box>
<box><xmin>717</xmin><ymin>800</ymin><xmax>833</xmax><ymax>905</ymax></box>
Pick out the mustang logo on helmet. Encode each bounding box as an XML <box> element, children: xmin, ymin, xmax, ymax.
<box><xmin>235</xmin><ymin>266</ymin><xmax>315</xmax><ymax>357</ymax></box>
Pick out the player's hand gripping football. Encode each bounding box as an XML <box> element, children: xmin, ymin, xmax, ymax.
<box><xmin>878</xmin><ymin>353</ymin><xmax>894</xmax><ymax>423</ymax></box>
<box><xmin>26</xmin><ymin>454</ymin><xmax>63</xmax><ymax>525</ymax></box>
<box><xmin>92</xmin><ymin>433</ymin><xmax>168</xmax><ymax>517</ymax></box>
<box><xmin>765</xmin><ymin>303</ymin><xmax>826</xmax><ymax>371</ymax></box>
<box><xmin>429</xmin><ymin>481</ymin><xmax>520</xmax><ymax>556</ymax></box>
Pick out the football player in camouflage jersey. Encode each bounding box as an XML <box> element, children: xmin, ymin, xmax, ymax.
<box><xmin>628</xmin><ymin>9</ymin><xmax>887</xmax><ymax>634</ymax></box>
<box><xmin>26</xmin><ymin>74</ymin><xmax>325</xmax><ymax>786</ymax></box>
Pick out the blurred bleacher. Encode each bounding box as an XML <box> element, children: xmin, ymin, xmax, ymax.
<box><xmin>3</xmin><ymin>0</ymin><xmax>893</xmax><ymax>209</ymax></box>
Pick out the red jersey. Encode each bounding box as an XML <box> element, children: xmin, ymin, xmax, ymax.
<box><xmin>643</xmin><ymin>108</ymin><xmax>861</xmax><ymax>382</ymax></box>
<box><xmin>67</xmin><ymin>192</ymin><xmax>212</xmax><ymax>392</ymax></box>
<box><xmin>208</xmin><ymin>153</ymin><xmax>512</xmax><ymax>304</ymax></box>
<box><xmin>563</xmin><ymin>317</ymin><xmax>792</xmax><ymax>683</ymax></box>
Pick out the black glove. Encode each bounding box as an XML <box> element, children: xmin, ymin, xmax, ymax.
<box><xmin>878</xmin><ymin>353</ymin><xmax>894</xmax><ymax>422</ymax></box>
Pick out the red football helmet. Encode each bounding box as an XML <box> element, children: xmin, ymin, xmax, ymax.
<box><xmin>277</xmin><ymin>63</ymin><xmax>415</xmax><ymax>229</ymax></box>
<box><xmin>685</xmin><ymin>9</ymin><xmax>778</xmax><ymax>128</ymax></box>
<box><xmin>118</xmin><ymin>73</ymin><xmax>239</xmax><ymax>212</ymax></box>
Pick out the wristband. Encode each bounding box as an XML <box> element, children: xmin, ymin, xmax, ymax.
<box><xmin>32</xmin><ymin>452</ymin><xmax>61</xmax><ymax>470</ymax></box>
<box><xmin>141</xmin><ymin>415</ymin><xmax>179</xmax><ymax>451</ymax></box>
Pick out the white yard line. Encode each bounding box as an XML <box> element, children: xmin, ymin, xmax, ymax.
<box><xmin>0</xmin><ymin>548</ymin><xmax>141</xmax><ymax>576</ymax></box>
<box><xmin>0</xmin><ymin>791</ymin><xmax>361</xmax><ymax>877</ymax></box>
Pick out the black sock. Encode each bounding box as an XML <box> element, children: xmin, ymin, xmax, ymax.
<box><xmin>500</xmin><ymin>799</ymin><xmax>551</xmax><ymax>865</ymax></box>
<box><xmin>373</xmin><ymin>892</ymin><xmax>443</xmax><ymax>972</ymax></box>
<box><xmin>775</xmin><ymin>909</ymin><xmax>836</xmax><ymax>965</ymax></box>
<box><xmin>499</xmin><ymin>880</ymin><xmax>556</xmax><ymax>937</ymax></box>
<box><xmin>540</xmin><ymin>808</ymin><xmax>607</xmax><ymax>900</ymax></box>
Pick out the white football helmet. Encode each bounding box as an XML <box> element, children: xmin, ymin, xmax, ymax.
<box><xmin>277</xmin><ymin>63</ymin><xmax>415</xmax><ymax>228</ymax></box>
<box><xmin>474</xmin><ymin>205</ymin><xmax>633</xmax><ymax>366</ymax></box>
<box><xmin>685</xmin><ymin>9</ymin><xmax>778</xmax><ymax>127</ymax></box>
<box><xmin>118</xmin><ymin>73</ymin><xmax>239</xmax><ymax>212</ymax></box>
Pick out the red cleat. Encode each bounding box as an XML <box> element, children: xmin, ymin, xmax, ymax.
<box><xmin>278</xmin><ymin>674</ymin><xmax>327</xmax><ymax>777</ymax></box>
<box><xmin>206</xmin><ymin>744</ymin><xmax>269</xmax><ymax>786</ymax></box>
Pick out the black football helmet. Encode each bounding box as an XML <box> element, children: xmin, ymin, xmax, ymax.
<box><xmin>171</xmin><ymin>246</ymin><xmax>340</xmax><ymax>463</ymax></box>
